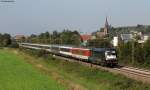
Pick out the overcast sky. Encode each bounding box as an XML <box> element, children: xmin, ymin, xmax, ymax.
<box><xmin>0</xmin><ymin>0</ymin><xmax>150</xmax><ymax>35</ymax></box>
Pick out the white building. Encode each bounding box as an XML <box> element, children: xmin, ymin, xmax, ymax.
<box><xmin>112</xmin><ymin>36</ymin><xmax>118</xmax><ymax>47</ymax></box>
<box><xmin>121</xmin><ymin>34</ymin><xmax>133</xmax><ymax>43</ymax></box>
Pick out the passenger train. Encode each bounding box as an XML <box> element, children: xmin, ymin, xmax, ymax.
<box><xmin>19</xmin><ymin>43</ymin><xmax>118</xmax><ymax>66</ymax></box>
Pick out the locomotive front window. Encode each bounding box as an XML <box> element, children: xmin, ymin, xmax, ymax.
<box><xmin>107</xmin><ymin>52</ymin><xmax>111</xmax><ymax>56</ymax></box>
<box><xmin>106</xmin><ymin>51</ymin><xmax>116</xmax><ymax>56</ymax></box>
<box><xmin>105</xmin><ymin>50</ymin><xmax>117</xmax><ymax>60</ymax></box>
<box><xmin>111</xmin><ymin>51</ymin><xmax>116</xmax><ymax>55</ymax></box>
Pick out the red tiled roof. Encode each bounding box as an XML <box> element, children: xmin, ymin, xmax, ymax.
<box><xmin>80</xmin><ymin>34</ymin><xmax>91</xmax><ymax>41</ymax></box>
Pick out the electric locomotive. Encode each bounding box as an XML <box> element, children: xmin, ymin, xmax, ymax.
<box><xmin>89</xmin><ymin>48</ymin><xmax>117</xmax><ymax>66</ymax></box>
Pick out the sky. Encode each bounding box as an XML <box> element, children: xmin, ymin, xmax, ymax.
<box><xmin>0</xmin><ymin>0</ymin><xmax>150</xmax><ymax>35</ymax></box>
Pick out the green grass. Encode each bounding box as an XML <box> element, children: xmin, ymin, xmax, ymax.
<box><xmin>19</xmin><ymin>49</ymin><xmax>150</xmax><ymax>90</ymax></box>
<box><xmin>0</xmin><ymin>48</ymin><xmax>67</xmax><ymax>90</ymax></box>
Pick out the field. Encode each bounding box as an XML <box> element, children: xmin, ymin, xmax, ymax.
<box><xmin>1</xmin><ymin>48</ymin><xmax>150</xmax><ymax>90</ymax></box>
<box><xmin>18</xmin><ymin>48</ymin><xmax>150</xmax><ymax>90</ymax></box>
<box><xmin>0</xmin><ymin>48</ymin><xmax>67</xmax><ymax>90</ymax></box>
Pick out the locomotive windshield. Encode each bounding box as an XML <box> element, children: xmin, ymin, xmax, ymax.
<box><xmin>105</xmin><ymin>50</ymin><xmax>117</xmax><ymax>60</ymax></box>
<box><xmin>107</xmin><ymin>51</ymin><xmax>116</xmax><ymax>56</ymax></box>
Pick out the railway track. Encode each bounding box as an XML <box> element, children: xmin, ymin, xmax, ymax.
<box><xmin>117</xmin><ymin>67</ymin><xmax>150</xmax><ymax>77</ymax></box>
<box><xmin>114</xmin><ymin>66</ymin><xmax>150</xmax><ymax>83</ymax></box>
<box><xmin>53</xmin><ymin>55</ymin><xmax>150</xmax><ymax>84</ymax></box>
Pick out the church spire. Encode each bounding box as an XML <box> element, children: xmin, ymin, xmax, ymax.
<box><xmin>105</xmin><ymin>17</ymin><xmax>109</xmax><ymax>27</ymax></box>
<box><xmin>104</xmin><ymin>16</ymin><xmax>109</xmax><ymax>35</ymax></box>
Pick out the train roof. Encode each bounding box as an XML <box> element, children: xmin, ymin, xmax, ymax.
<box><xmin>59</xmin><ymin>45</ymin><xmax>73</xmax><ymax>49</ymax></box>
<box><xmin>20</xmin><ymin>43</ymin><xmax>116</xmax><ymax>52</ymax></box>
<box><xmin>21</xmin><ymin>43</ymin><xmax>51</xmax><ymax>47</ymax></box>
<box><xmin>91</xmin><ymin>48</ymin><xmax>116</xmax><ymax>52</ymax></box>
<box><xmin>72</xmin><ymin>47</ymin><xmax>90</xmax><ymax>50</ymax></box>
<box><xmin>51</xmin><ymin>44</ymin><xmax>75</xmax><ymax>47</ymax></box>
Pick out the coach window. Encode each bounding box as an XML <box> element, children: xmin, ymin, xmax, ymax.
<box><xmin>45</xmin><ymin>46</ymin><xmax>50</xmax><ymax>49</ymax></box>
<box><xmin>52</xmin><ymin>47</ymin><xmax>59</xmax><ymax>50</ymax></box>
<box><xmin>72</xmin><ymin>49</ymin><xmax>78</xmax><ymax>54</ymax></box>
<box><xmin>61</xmin><ymin>48</ymin><xmax>69</xmax><ymax>52</ymax></box>
<box><xmin>79</xmin><ymin>50</ymin><xmax>84</xmax><ymax>55</ymax></box>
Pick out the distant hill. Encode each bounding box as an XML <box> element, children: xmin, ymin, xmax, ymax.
<box><xmin>109</xmin><ymin>24</ymin><xmax>150</xmax><ymax>36</ymax></box>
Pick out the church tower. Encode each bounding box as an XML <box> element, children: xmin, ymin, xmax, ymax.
<box><xmin>104</xmin><ymin>17</ymin><xmax>109</xmax><ymax>35</ymax></box>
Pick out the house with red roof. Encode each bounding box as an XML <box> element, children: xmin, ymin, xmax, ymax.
<box><xmin>80</xmin><ymin>34</ymin><xmax>91</xmax><ymax>41</ymax></box>
<box><xmin>80</xmin><ymin>34</ymin><xmax>92</xmax><ymax>46</ymax></box>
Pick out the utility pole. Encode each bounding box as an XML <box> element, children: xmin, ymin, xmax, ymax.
<box><xmin>131</xmin><ymin>31</ymin><xmax>136</xmax><ymax>65</ymax></box>
<box><xmin>50</xmin><ymin>34</ymin><xmax>52</xmax><ymax>44</ymax></box>
<box><xmin>132</xmin><ymin>40</ymin><xmax>134</xmax><ymax>64</ymax></box>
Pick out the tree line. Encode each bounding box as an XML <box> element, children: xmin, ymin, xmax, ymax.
<box><xmin>118</xmin><ymin>40</ymin><xmax>150</xmax><ymax>67</ymax></box>
<box><xmin>26</xmin><ymin>30</ymin><xmax>111</xmax><ymax>48</ymax></box>
<box><xmin>27</xmin><ymin>30</ymin><xmax>82</xmax><ymax>46</ymax></box>
<box><xmin>109</xmin><ymin>24</ymin><xmax>150</xmax><ymax>37</ymax></box>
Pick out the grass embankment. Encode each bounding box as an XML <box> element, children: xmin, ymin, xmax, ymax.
<box><xmin>17</xmin><ymin>48</ymin><xmax>150</xmax><ymax>90</ymax></box>
<box><xmin>0</xmin><ymin>48</ymin><xmax>67</xmax><ymax>90</ymax></box>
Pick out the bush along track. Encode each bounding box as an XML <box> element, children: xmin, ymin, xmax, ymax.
<box><xmin>17</xmin><ymin>48</ymin><xmax>150</xmax><ymax>90</ymax></box>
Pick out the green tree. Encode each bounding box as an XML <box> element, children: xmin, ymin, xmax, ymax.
<box><xmin>143</xmin><ymin>40</ymin><xmax>150</xmax><ymax>65</ymax></box>
<box><xmin>0</xmin><ymin>33</ymin><xmax>11</xmax><ymax>47</ymax></box>
<box><xmin>60</xmin><ymin>30</ymin><xmax>81</xmax><ymax>45</ymax></box>
<box><xmin>117</xmin><ymin>42</ymin><xmax>132</xmax><ymax>64</ymax></box>
<box><xmin>88</xmin><ymin>38</ymin><xmax>111</xmax><ymax>48</ymax></box>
